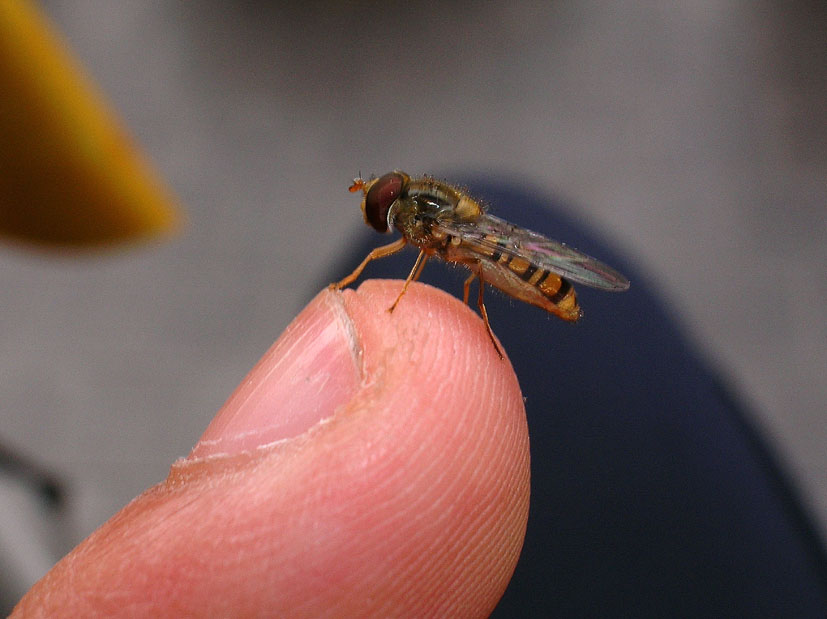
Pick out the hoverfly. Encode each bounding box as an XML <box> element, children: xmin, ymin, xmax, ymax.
<box><xmin>333</xmin><ymin>171</ymin><xmax>630</xmax><ymax>358</ymax></box>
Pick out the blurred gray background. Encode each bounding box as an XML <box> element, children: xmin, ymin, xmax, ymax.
<box><xmin>1</xmin><ymin>0</ymin><xmax>824</xmax><ymax>603</ymax></box>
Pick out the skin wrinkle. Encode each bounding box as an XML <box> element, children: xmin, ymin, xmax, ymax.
<box><xmin>464</xmin><ymin>397</ymin><xmax>528</xmax><ymax>605</ymax></box>
<box><xmin>380</xmin><ymin>406</ymin><xmax>486</xmax><ymax>536</ymax></box>
<box><xmin>326</xmin><ymin>422</ymin><xmax>468</xmax><ymax>566</ymax></box>
<box><xmin>323</xmin><ymin>287</ymin><xmax>365</xmax><ymax>377</ymax></box>
<box><xmin>386</xmin><ymin>364</ymin><xmax>519</xmax><ymax>611</ymax></box>
<box><xmin>474</xmin><ymin>457</ymin><xmax>526</xmax><ymax>563</ymax></box>
<box><xmin>453</xmin><ymin>449</ymin><xmax>523</xmax><ymax>600</ymax></box>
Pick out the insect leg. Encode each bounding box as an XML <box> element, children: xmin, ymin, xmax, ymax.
<box><xmin>473</xmin><ymin>263</ymin><xmax>504</xmax><ymax>359</ymax></box>
<box><xmin>462</xmin><ymin>272</ymin><xmax>476</xmax><ymax>305</ymax></box>
<box><xmin>412</xmin><ymin>253</ymin><xmax>430</xmax><ymax>281</ymax></box>
<box><xmin>332</xmin><ymin>237</ymin><xmax>407</xmax><ymax>289</ymax></box>
<box><xmin>389</xmin><ymin>249</ymin><xmax>427</xmax><ymax>312</ymax></box>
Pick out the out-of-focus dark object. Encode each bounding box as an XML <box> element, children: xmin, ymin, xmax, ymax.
<box><xmin>0</xmin><ymin>443</ymin><xmax>64</xmax><ymax>510</ymax></box>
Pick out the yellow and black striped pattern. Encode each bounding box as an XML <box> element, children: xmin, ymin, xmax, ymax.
<box><xmin>471</xmin><ymin>234</ymin><xmax>580</xmax><ymax>321</ymax></box>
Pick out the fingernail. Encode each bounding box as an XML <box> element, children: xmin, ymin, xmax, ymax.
<box><xmin>188</xmin><ymin>290</ymin><xmax>362</xmax><ymax>459</ymax></box>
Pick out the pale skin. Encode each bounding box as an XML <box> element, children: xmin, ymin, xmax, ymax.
<box><xmin>13</xmin><ymin>280</ymin><xmax>530</xmax><ymax>617</ymax></box>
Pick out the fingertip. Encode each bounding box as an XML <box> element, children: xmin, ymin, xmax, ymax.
<box><xmin>335</xmin><ymin>279</ymin><xmax>530</xmax><ymax>612</ymax></box>
<box><xmin>16</xmin><ymin>280</ymin><xmax>530</xmax><ymax>617</ymax></box>
<box><xmin>191</xmin><ymin>278</ymin><xmax>517</xmax><ymax>459</ymax></box>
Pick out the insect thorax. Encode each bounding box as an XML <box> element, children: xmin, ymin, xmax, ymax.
<box><xmin>392</xmin><ymin>180</ymin><xmax>483</xmax><ymax>249</ymax></box>
<box><xmin>391</xmin><ymin>199</ymin><xmax>441</xmax><ymax>248</ymax></box>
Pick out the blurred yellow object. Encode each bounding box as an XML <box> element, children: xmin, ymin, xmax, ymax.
<box><xmin>0</xmin><ymin>0</ymin><xmax>181</xmax><ymax>247</ymax></box>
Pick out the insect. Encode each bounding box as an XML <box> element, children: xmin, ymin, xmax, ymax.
<box><xmin>332</xmin><ymin>171</ymin><xmax>630</xmax><ymax>358</ymax></box>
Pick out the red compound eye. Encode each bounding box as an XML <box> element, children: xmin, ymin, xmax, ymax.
<box><xmin>364</xmin><ymin>172</ymin><xmax>403</xmax><ymax>232</ymax></box>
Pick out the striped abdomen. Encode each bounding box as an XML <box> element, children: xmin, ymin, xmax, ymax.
<box><xmin>443</xmin><ymin>233</ymin><xmax>582</xmax><ymax>322</ymax></box>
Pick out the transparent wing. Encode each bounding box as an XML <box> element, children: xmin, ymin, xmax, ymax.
<box><xmin>435</xmin><ymin>213</ymin><xmax>630</xmax><ymax>291</ymax></box>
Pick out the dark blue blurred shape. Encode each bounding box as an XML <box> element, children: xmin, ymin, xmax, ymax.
<box><xmin>327</xmin><ymin>175</ymin><xmax>827</xmax><ymax>616</ymax></box>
